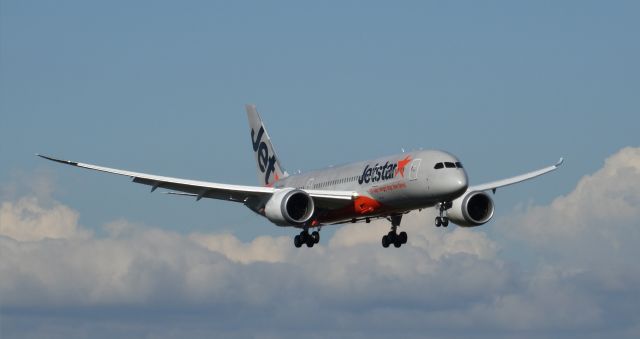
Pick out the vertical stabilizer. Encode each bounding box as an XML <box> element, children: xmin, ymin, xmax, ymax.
<box><xmin>246</xmin><ymin>104</ymin><xmax>288</xmax><ymax>186</ymax></box>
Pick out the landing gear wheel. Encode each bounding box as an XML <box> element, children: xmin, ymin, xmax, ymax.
<box><xmin>399</xmin><ymin>231</ymin><xmax>407</xmax><ymax>244</ymax></box>
<box><xmin>302</xmin><ymin>230</ymin><xmax>316</xmax><ymax>248</ymax></box>
<box><xmin>384</xmin><ymin>231</ymin><xmax>403</xmax><ymax>248</ymax></box>
<box><xmin>437</xmin><ymin>202</ymin><xmax>452</xmax><ymax>228</ymax></box>
<box><xmin>387</xmin><ymin>231</ymin><xmax>396</xmax><ymax>243</ymax></box>
<box><xmin>295</xmin><ymin>230</ymin><xmax>316</xmax><ymax>248</ymax></box>
<box><xmin>393</xmin><ymin>238</ymin><xmax>402</xmax><ymax>248</ymax></box>
<box><xmin>382</xmin><ymin>235</ymin><xmax>390</xmax><ymax>248</ymax></box>
<box><xmin>381</xmin><ymin>214</ymin><xmax>407</xmax><ymax>248</ymax></box>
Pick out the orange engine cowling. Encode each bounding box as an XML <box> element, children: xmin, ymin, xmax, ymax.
<box><xmin>447</xmin><ymin>191</ymin><xmax>494</xmax><ymax>227</ymax></box>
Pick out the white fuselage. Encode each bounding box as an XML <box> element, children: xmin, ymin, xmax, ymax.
<box><xmin>273</xmin><ymin>150</ymin><xmax>468</xmax><ymax>224</ymax></box>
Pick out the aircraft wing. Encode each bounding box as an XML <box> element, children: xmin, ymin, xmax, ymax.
<box><xmin>469</xmin><ymin>158</ymin><xmax>564</xmax><ymax>193</ymax></box>
<box><xmin>37</xmin><ymin>155</ymin><xmax>355</xmax><ymax>204</ymax></box>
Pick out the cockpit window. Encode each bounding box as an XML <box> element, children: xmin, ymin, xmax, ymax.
<box><xmin>435</xmin><ymin>162</ymin><xmax>463</xmax><ymax>169</ymax></box>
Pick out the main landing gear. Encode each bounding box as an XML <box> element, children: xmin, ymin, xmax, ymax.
<box><xmin>294</xmin><ymin>228</ymin><xmax>320</xmax><ymax>248</ymax></box>
<box><xmin>435</xmin><ymin>201</ymin><xmax>452</xmax><ymax>227</ymax></box>
<box><xmin>381</xmin><ymin>214</ymin><xmax>408</xmax><ymax>248</ymax></box>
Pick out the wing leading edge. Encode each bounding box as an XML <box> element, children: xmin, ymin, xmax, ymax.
<box><xmin>36</xmin><ymin>154</ymin><xmax>355</xmax><ymax>205</ymax></box>
<box><xmin>469</xmin><ymin>157</ymin><xmax>564</xmax><ymax>193</ymax></box>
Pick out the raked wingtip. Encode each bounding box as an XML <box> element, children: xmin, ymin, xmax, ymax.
<box><xmin>36</xmin><ymin>154</ymin><xmax>79</xmax><ymax>166</ymax></box>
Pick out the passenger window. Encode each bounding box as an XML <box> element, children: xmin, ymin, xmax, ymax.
<box><xmin>434</xmin><ymin>163</ymin><xmax>444</xmax><ymax>169</ymax></box>
<box><xmin>445</xmin><ymin>162</ymin><xmax>455</xmax><ymax>168</ymax></box>
<box><xmin>455</xmin><ymin>162</ymin><xmax>463</xmax><ymax>168</ymax></box>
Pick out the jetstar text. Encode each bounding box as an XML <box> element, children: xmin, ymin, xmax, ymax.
<box><xmin>358</xmin><ymin>162</ymin><xmax>397</xmax><ymax>185</ymax></box>
<box><xmin>251</xmin><ymin>126</ymin><xmax>277</xmax><ymax>185</ymax></box>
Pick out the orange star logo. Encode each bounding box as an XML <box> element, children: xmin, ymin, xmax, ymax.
<box><xmin>395</xmin><ymin>156</ymin><xmax>412</xmax><ymax>177</ymax></box>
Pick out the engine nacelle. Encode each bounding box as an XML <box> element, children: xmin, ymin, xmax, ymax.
<box><xmin>447</xmin><ymin>191</ymin><xmax>495</xmax><ymax>227</ymax></box>
<box><xmin>264</xmin><ymin>188</ymin><xmax>315</xmax><ymax>226</ymax></box>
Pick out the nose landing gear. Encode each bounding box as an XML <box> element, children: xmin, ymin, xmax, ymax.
<box><xmin>435</xmin><ymin>201</ymin><xmax>452</xmax><ymax>227</ymax></box>
<box><xmin>435</xmin><ymin>216</ymin><xmax>449</xmax><ymax>227</ymax></box>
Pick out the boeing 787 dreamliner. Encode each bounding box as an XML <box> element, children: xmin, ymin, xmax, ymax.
<box><xmin>39</xmin><ymin>105</ymin><xmax>562</xmax><ymax>248</ymax></box>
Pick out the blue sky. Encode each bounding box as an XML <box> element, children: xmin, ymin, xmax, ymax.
<box><xmin>1</xmin><ymin>1</ymin><xmax>639</xmax><ymax>338</ymax></box>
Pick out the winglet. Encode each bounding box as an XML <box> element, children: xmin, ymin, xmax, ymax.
<box><xmin>36</xmin><ymin>154</ymin><xmax>79</xmax><ymax>166</ymax></box>
<box><xmin>556</xmin><ymin>157</ymin><xmax>564</xmax><ymax>167</ymax></box>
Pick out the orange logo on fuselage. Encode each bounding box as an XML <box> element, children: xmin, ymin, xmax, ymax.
<box><xmin>395</xmin><ymin>156</ymin><xmax>411</xmax><ymax>178</ymax></box>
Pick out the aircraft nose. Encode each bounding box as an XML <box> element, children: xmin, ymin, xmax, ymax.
<box><xmin>450</xmin><ymin>171</ymin><xmax>468</xmax><ymax>197</ymax></box>
<box><xmin>458</xmin><ymin>172</ymin><xmax>468</xmax><ymax>191</ymax></box>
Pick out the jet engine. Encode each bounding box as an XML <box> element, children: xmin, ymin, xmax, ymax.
<box><xmin>447</xmin><ymin>191</ymin><xmax>494</xmax><ymax>227</ymax></box>
<box><xmin>264</xmin><ymin>188</ymin><xmax>315</xmax><ymax>226</ymax></box>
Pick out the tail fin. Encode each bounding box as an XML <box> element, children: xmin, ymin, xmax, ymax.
<box><xmin>246</xmin><ymin>104</ymin><xmax>288</xmax><ymax>186</ymax></box>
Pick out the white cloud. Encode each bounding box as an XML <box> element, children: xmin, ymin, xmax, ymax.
<box><xmin>1</xmin><ymin>147</ymin><xmax>640</xmax><ymax>338</ymax></box>
<box><xmin>497</xmin><ymin>147</ymin><xmax>640</xmax><ymax>273</ymax></box>
<box><xmin>0</xmin><ymin>196</ymin><xmax>90</xmax><ymax>241</ymax></box>
<box><xmin>189</xmin><ymin>232</ymin><xmax>293</xmax><ymax>264</ymax></box>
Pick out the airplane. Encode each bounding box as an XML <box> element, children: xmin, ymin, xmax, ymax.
<box><xmin>38</xmin><ymin>105</ymin><xmax>563</xmax><ymax>248</ymax></box>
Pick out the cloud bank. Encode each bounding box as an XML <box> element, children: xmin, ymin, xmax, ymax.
<box><xmin>1</xmin><ymin>147</ymin><xmax>639</xmax><ymax>338</ymax></box>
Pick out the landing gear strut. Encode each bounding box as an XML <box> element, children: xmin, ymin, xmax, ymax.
<box><xmin>381</xmin><ymin>214</ymin><xmax>408</xmax><ymax>248</ymax></box>
<box><xmin>435</xmin><ymin>202</ymin><xmax>452</xmax><ymax>227</ymax></box>
<box><xmin>294</xmin><ymin>228</ymin><xmax>320</xmax><ymax>248</ymax></box>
